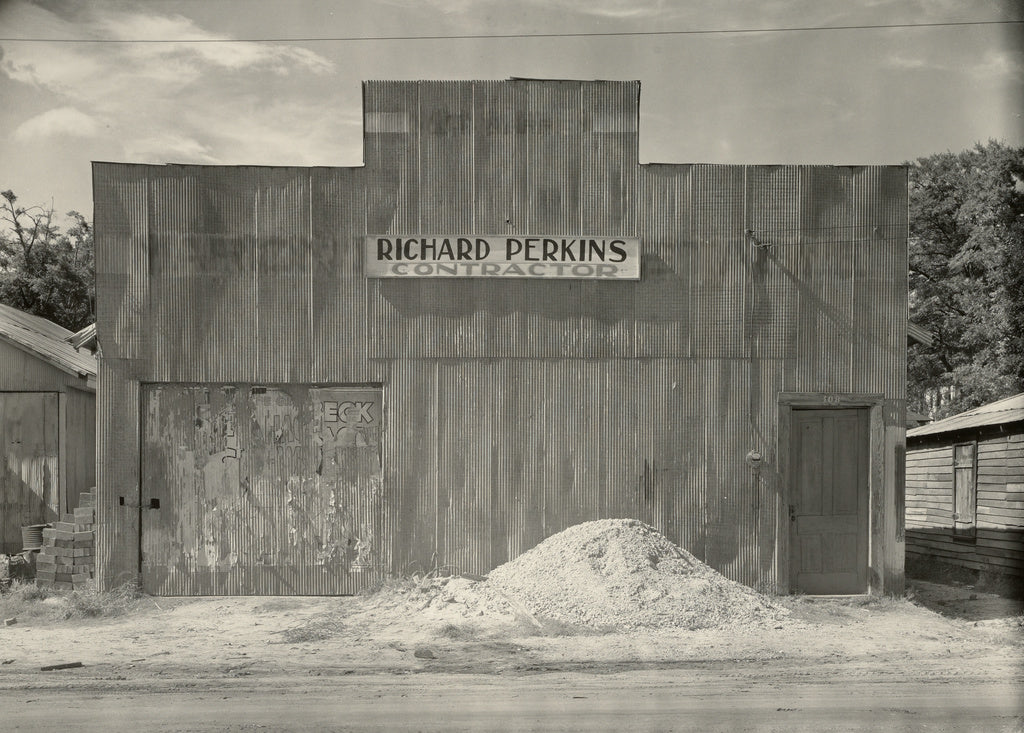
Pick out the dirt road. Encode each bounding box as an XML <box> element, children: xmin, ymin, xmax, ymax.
<box><xmin>2</xmin><ymin>671</ymin><xmax>1022</xmax><ymax>732</ymax></box>
<box><xmin>0</xmin><ymin>578</ymin><xmax>1021</xmax><ymax>731</ymax></box>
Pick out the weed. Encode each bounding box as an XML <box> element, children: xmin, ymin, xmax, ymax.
<box><xmin>275</xmin><ymin>617</ymin><xmax>344</xmax><ymax>643</ymax></box>
<box><xmin>0</xmin><ymin>580</ymin><xmax>52</xmax><ymax>619</ymax></box>
<box><xmin>56</xmin><ymin>583</ymin><xmax>142</xmax><ymax>620</ymax></box>
<box><xmin>0</xmin><ymin>580</ymin><xmax>141</xmax><ymax>622</ymax></box>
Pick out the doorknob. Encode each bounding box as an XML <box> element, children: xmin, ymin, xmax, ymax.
<box><xmin>788</xmin><ymin>504</ymin><xmax>796</xmax><ymax>522</ymax></box>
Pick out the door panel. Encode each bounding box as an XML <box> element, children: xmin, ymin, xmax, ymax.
<box><xmin>790</xmin><ymin>408</ymin><xmax>869</xmax><ymax>594</ymax></box>
<box><xmin>141</xmin><ymin>384</ymin><xmax>383</xmax><ymax>595</ymax></box>
<box><xmin>0</xmin><ymin>392</ymin><xmax>59</xmax><ymax>553</ymax></box>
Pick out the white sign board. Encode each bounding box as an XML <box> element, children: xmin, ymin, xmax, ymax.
<box><xmin>365</xmin><ymin>236</ymin><xmax>641</xmax><ymax>280</ymax></box>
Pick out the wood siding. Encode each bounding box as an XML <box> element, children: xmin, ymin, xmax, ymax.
<box><xmin>906</xmin><ymin>428</ymin><xmax>1024</xmax><ymax>577</ymax></box>
<box><xmin>94</xmin><ymin>79</ymin><xmax>907</xmax><ymax>594</ymax></box>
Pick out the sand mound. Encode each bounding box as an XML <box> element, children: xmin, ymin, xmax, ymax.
<box><xmin>483</xmin><ymin>518</ymin><xmax>786</xmax><ymax>630</ymax></box>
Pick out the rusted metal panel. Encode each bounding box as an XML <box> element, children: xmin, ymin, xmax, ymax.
<box><xmin>381</xmin><ymin>360</ymin><xmax>439</xmax><ymax>575</ymax></box>
<box><xmin>473</xmin><ymin>80</ymin><xmax>517</xmax><ymax>233</ymax></box>
<box><xmin>148</xmin><ymin>169</ymin><xmax>197</xmax><ymax>382</ymax></box>
<box><xmin>0</xmin><ymin>392</ymin><xmax>59</xmax><ymax>554</ymax></box>
<box><xmin>254</xmin><ymin>169</ymin><xmax>312</xmax><ymax>384</ymax></box>
<box><xmin>435</xmin><ymin>362</ymin><xmax>495</xmax><ymax>574</ymax></box>
<box><xmin>64</xmin><ymin>388</ymin><xmax>96</xmax><ymax>513</ymax></box>
<box><xmin>851</xmin><ymin>166</ymin><xmax>908</xmax><ymax>398</ymax></box>
<box><xmin>311</xmin><ymin>167</ymin><xmax>372</xmax><ymax>383</ymax></box>
<box><xmin>93</xmin><ymin>163</ymin><xmax>149</xmax><ymax>364</ymax></box>
<box><xmin>700</xmin><ymin>359</ymin><xmax>753</xmax><ymax>580</ymax></box>
<box><xmin>690</xmin><ymin>166</ymin><xmax>747</xmax><ymax>358</ymax></box>
<box><xmin>148</xmin><ymin>167</ymin><xmax>261</xmax><ymax>383</ymax></box>
<box><xmin>95</xmin><ymin>360</ymin><xmax>141</xmax><ymax>590</ymax></box>
<box><xmin>420</xmin><ymin>81</ymin><xmax>475</xmax><ymax>232</ymax></box>
<box><xmin>745</xmin><ymin>166</ymin><xmax>800</xmax><ymax>362</ymax></box>
<box><xmin>636</xmin><ymin>165</ymin><xmax>691</xmax><ymax>357</ymax></box>
<box><xmin>381</xmin><ymin>356</ymin><xmax>788</xmax><ymax>589</ymax></box>
<box><xmin>794</xmin><ymin>167</ymin><xmax>855</xmax><ymax>393</ymax></box>
<box><xmin>140</xmin><ymin>384</ymin><xmax>383</xmax><ymax>595</ymax></box>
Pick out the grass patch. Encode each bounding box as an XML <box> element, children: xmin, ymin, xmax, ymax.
<box><xmin>0</xmin><ymin>580</ymin><xmax>141</xmax><ymax>622</ymax></box>
<box><xmin>274</xmin><ymin>616</ymin><xmax>344</xmax><ymax>643</ymax></box>
<box><xmin>56</xmin><ymin>583</ymin><xmax>142</xmax><ymax>620</ymax></box>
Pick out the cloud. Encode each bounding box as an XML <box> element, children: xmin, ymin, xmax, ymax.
<box><xmin>970</xmin><ymin>50</ymin><xmax>1024</xmax><ymax>80</ymax></box>
<box><xmin>882</xmin><ymin>54</ymin><xmax>936</xmax><ymax>70</ymax></box>
<box><xmin>93</xmin><ymin>9</ymin><xmax>333</xmax><ymax>74</ymax></box>
<box><xmin>1</xmin><ymin>4</ymin><xmax>333</xmax><ymax>96</ymax></box>
<box><xmin>123</xmin><ymin>134</ymin><xmax>218</xmax><ymax>164</ymax></box>
<box><xmin>0</xmin><ymin>0</ymin><xmax>344</xmax><ymax>168</ymax></box>
<box><xmin>14</xmin><ymin>107</ymin><xmax>102</xmax><ymax>140</ymax></box>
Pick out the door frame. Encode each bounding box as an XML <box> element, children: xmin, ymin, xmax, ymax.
<box><xmin>777</xmin><ymin>392</ymin><xmax>884</xmax><ymax>595</ymax></box>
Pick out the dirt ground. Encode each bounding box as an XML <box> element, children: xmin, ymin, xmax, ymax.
<box><xmin>0</xmin><ymin>574</ymin><xmax>1021</xmax><ymax>731</ymax></box>
<box><xmin>0</xmin><ymin>575</ymin><xmax>1020</xmax><ymax>682</ymax></box>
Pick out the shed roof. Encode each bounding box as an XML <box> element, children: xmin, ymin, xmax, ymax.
<box><xmin>0</xmin><ymin>304</ymin><xmax>97</xmax><ymax>380</ymax></box>
<box><xmin>67</xmin><ymin>322</ymin><xmax>97</xmax><ymax>352</ymax></box>
<box><xmin>907</xmin><ymin>321</ymin><xmax>933</xmax><ymax>347</ymax></box>
<box><xmin>907</xmin><ymin>392</ymin><xmax>1024</xmax><ymax>439</ymax></box>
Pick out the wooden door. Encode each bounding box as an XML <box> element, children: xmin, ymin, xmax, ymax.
<box><xmin>141</xmin><ymin>384</ymin><xmax>383</xmax><ymax>595</ymax></box>
<box><xmin>952</xmin><ymin>443</ymin><xmax>976</xmax><ymax>539</ymax></box>
<box><xmin>0</xmin><ymin>392</ymin><xmax>59</xmax><ymax>554</ymax></box>
<box><xmin>789</xmin><ymin>408</ymin><xmax>869</xmax><ymax>594</ymax></box>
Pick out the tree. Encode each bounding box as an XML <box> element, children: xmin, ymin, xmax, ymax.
<box><xmin>0</xmin><ymin>190</ymin><xmax>94</xmax><ymax>332</ymax></box>
<box><xmin>907</xmin><ymin>141</ymin><xmax>1024</xmax><ymax>419</ymax></box>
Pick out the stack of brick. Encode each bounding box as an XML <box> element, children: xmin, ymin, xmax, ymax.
<box><xmin>36</xmin><ymin>490</ymin><xmax>95</xmax><ymax>591</ymax></box>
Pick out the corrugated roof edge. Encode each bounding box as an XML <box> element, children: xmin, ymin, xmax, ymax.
<box><xmin>907</xmin><ymin>392</ymin><xmax>1024</xmax><ymax>439</ymax></box>
<box><xmin>0</xmin><ymin>304</ymin><xmax>97</xmax><ymax>381</ymax></box>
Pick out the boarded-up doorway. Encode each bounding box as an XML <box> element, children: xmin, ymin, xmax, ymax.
<box><xmin>140</xmin><ymin>384</ymin><xmax>383</xmax><ymax>595</ymax></box>
<box><xmin>789</xmin><ymin>408</ymin><xmax>870</xmax><ymax>594</ymax></box>
<box><xmin>0</xmin><ymin>392</ymin><xmax>59</xmax><ymax>554</ymax></box>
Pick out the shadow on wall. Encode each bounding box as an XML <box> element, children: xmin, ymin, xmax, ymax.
<box><xmin>375</xmin><ymin>253</ymin><xmax>683</xmax><ymax>324</ymax></box>
<box><xmin>906</xmin><ymin>531</ymin><xmax>1024</xmax><ymax>610</ymax></box>
<box><xmin>1</xmin><ymin>462</ymin><xmax>56</xmax><ymax>555</ymax></box>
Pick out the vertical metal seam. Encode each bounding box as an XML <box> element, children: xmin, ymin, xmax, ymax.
<box><xmin>417</xmin><ymin>82</ymin><xmax>422</xmax><ymax>233</ymax></box>
<box><xmin>253</xmin><ymin>186</ymin><xmax>260</xmax><ymax>379</ymax></box>
<box><xmin>579</xmin><ymin>82</ymin><xmax>584</xmax><ymax>237</ymax></box>
<box><xmin>308</xmin><ymin>173</ymin><xmax>314</xmax><ymax>369</ymax></box>
<box><xmin>433</xmin><ymin>359</ymin><xmax>440</xmax><ymax>563</ymax></box>
<box><xmin>471</xmin><ymin>83</ymin><xmax>476</xmax><ymax>233</ymax></box>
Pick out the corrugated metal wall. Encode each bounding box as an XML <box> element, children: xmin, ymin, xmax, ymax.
<box><xmin>94</xmin><ymin>78</ymin><xmax>907</xmax><ymax>594</ymax></box>
<box><xmin>0</xmin><ymin>339</ymin><xmax>96</xmax><ymax>548</ymax></box>
<box><xmin>0</xmin><ymin>391</ymin><xmax>59</xmax><ymax>554</ymax></box>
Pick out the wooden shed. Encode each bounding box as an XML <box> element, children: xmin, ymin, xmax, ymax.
<box><xmin>0</xmin><ymin>304</ymin><xmax>96</xmax><ymax>554</ymax></box>
<box><xmin>93</xmin><ymin>78</ymin><xmax>908</xmax><ymax>596</ymax></box>
<box><xmin>906</xmin><ymin>393</ymin><xmax>1024</xmax><ymax>578</ymax></box>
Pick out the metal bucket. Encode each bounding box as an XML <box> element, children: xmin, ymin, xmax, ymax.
<box><xmin>21</xmin><ymin>524</ymin><xmax>47</xmax><ymax>551</ymax></box>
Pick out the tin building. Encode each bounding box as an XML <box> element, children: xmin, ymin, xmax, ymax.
<box><xmin>93</xmin><ymin>79</ymin><xmax>908</xmax><ymax>596</ymax></box>
<box><xmin>0</xmin><ymin>304</ymin><xmax>96</xmax><ymax>553</ymax></box>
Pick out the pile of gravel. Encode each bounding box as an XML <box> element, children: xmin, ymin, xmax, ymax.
<box><xmin>484</xmin><ymin>518</ymin><xmax>787</xmax><ymax>631</ymax></box>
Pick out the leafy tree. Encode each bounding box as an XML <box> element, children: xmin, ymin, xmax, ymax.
<box><xmin>0</xmin><ymin>190</ymin><xmax>94</xmax><ymax>332</ymax></box>
<box><xmin>908</xmin><ymin>141</ymin><xmax>1024</xmax><ymax>419</ymax></box>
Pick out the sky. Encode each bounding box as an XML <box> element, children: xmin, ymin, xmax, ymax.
<box><xmin>0</xmin><ymin>0</ymin><xmax>1021</xmax><ymax>222</ymax></box>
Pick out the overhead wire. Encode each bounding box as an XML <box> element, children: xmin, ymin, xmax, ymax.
<box><xmin>0</xmin><ymin>19</ymin><xmax>1020</xmax><ymax>43</ymax></box>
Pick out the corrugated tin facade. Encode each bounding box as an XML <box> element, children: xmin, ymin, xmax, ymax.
<box><xmin>94</xmin><ymin>79</ymin><xmax>907</xmax><ymax>595</ymax></box>
<box><xmin>906</xmin><ymin>396</ymin><xmax>1024</xmax><ymax>578</ymax></box>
